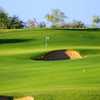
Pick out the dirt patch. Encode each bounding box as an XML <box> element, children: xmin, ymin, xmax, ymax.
<box><xmin>34</xmin><ymin>49</ymin><xmax>82</xmax><ymax>61</ymax></box>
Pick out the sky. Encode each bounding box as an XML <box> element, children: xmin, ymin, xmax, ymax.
<box><xmin>0</xmin><ymin>0</ymin><xmax>100</xmax><ymax>25</ymax></box>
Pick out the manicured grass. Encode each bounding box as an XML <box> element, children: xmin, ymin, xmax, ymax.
<box><xmin>0</xmin><ymin>29</ymin><xmax>100</xmax><ymax>100</ymax></box>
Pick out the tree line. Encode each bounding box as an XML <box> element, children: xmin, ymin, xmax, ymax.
<box><xmin>0</xmin><ymin>8</ymin><xmax>24</xmax><ymax>29</ymax></box>
<box><xmin>0</xmin><ymin>8</ymin><xmax>100</xmax><ymax>29</ymax></box>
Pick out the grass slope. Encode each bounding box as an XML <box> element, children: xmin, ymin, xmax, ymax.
<box><xmin>0</xmin><ymin>29</ymin><xmax>100</xmax><ymax>100</ymax></box>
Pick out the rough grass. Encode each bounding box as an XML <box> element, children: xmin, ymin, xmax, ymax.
<box><xmin>0</xmin><ymin>29</ymin><xmax>100</xmax><ymax>100</ymax></box>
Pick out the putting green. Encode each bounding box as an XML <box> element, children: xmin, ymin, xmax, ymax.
<box><xmin>0</xmin><ymin>29</ymin><xmax>100</xmax><ymax>100</ymax></box>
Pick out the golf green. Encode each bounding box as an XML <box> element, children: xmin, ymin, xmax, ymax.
<box><xmin>0</xmin><ymin>29</ymin><xmax>100</xmax><ymax>100</ymax></box>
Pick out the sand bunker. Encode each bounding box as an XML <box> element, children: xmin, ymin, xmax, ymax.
<box><xmin>65</xmin><ymin>50</ymin><xmax>82</xmax><ymax>60</ymax></box>
<box><xmin>14</xmin><ymin>96</ymin><xmax>34</xmax><ymax>100</ymax></box>
<box><xmin>0</xmin><ymin>96</ymin><xmax>34</xmax><ymax>100</ymax></box>
<box><xmin>35</xmin><ymin>49</ymin><xmax>82</xmax><ymax>61</ymax></box>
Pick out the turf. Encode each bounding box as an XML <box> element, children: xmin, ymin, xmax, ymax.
<box><xmin>0</xmin><ymin>29</ymin><xmax>100</xmax><ymax>100</ymax></box>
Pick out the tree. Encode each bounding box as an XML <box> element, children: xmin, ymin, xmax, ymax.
<box><xmin>72</xmin><ymin>20</ymin><xmax>85</xmax><ymax>28</ymax></box>
<box><xmin>45</xmin><ymin>9</ymin><xmax>67</xmax><ymax>27</ymax></box>
<box><xmin>0</xmin><ymin>7</ymin><xmax>25</xmax><ymax>29</ymax></box>
<box><xmin>27</xmin><ymin>18</ymin><xmax>38</xmax><ymax>28</ymax></box>
<box><xmin>0</xmin><ymin>8</ymin><xmax>9</xmax><ymax>29</ymax></box>
<box><xmin>61</xmin><ymin>20</ymin><xmax>85</xmax><ymax>29</ymax></box>
<box><xmin>92</xmin><ymin>16</ymin><xmax>100</xmax><ymax>28</ymax></box>
<box><xmin>39</xmin><ymin>21</ymin><xmax>46</xmax><ymax>28</ymax></box>
<box><xmin>8</xmin><ymin>16</ymin><xmax>24</xmax><ymax>29</ymax></box>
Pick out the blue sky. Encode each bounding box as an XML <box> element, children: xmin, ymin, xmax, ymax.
<box><xmin>0</xmin><ymin>0</ymin><xmax>100</xmax><ymax>24</ymax></box>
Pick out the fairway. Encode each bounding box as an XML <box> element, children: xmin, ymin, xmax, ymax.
<box><xmin>0</xmin><ymin>29</ymin><xmax>100</xmax><ymax>100</ymax></box>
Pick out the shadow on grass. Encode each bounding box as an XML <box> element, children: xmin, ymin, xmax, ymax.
<box><xmin>0</xmin><ymin>39</ymin><xmax>33</xmax><ymax>44</ymax></box>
